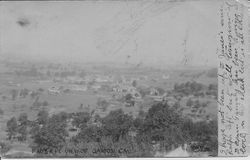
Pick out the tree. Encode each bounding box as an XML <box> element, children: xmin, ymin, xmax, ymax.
<box><xmin>6</xmin><ymin>117</ymin><xmax>18</xmax><ymax>140</ymax></box>
<box><xmin>20</xmin><ymin>88</ymin><xmax>29</xmax><ymax>98</ymax></box>
<box><xmin>140</xmin><ymin>102</ymin><xmax>184</xmax><ymax>151</ymax></box>
<box><xmin>74</xmin><ymin>125</ymin><xmax>104</xmax><ymax>143</ymax></box>
<box><xmin>0</xmin><ymin>142</ymin><xmax>12</xmax><ymax>156</ymax></box>
<box><xmin>72</xmin><ymin>112</ymin><xmax>91</xmax><ymax>129</ymax></box>
<box><xmin>18</xmin><ymin>113</ymin><xmax>28</xmax><ymax>125</ymax></box>
<box><xmin>17</xmin><ymin>125</ymin><xmax>28</xmax><ymax>141</ymax></box>
<box><xmin>10</xmin><ymin>89</ymin><xmax>18</xmax><ymax>100</ymax></box>
<box><xmin>188</xmin><ymin>120</ymin><xmax>218</xmax><ymax>154</ymax></box>
<box><xmin>38</xmin><ymin>88</ymin><xmax>45</xmax><ymax>92</ymax></box>
<box><xmin>31</xmin><ymin>113</ymin><xmax>69</xmax><ymax>155</ymax></box>
<box><xmin>37</xmin><ymin>110</ymin><xmax>49</xmax><ymax>125</ymax></box>
<box><xmin>156</xmin><ymin>87</ymin><xmax>165</xmax><ymax>95</ymax></box>
<box><xmin>17</xmin><ymin>113</ymin><xmax>28</xmax><ymax>141</ymax></box>
<box><xmin>101</xmin><ymin>109</ymin><xmax>134</xmax><ymax>142</ymax></box>
<box><xmin>56</xmin><ymin>111</ymin><xmax>68</xmax><ymax>122</ymax></box>
<box><xmin>132</xmin><ymin>80</ymin><xmax>137</xmax><ymax>87</ymax></box>
<box><xmin>124</xmin><ymin>93</ymin><xmax>133</xmax><ymax>104</ymax></box>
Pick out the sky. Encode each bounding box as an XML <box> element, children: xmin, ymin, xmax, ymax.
<box><xmin>0</xmin><ymin>0</ymin><xmax>221</xmax><ymax>67</ymax></box>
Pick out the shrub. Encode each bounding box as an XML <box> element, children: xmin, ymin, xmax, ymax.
<box><xmin>6</xmin><ymin>117</ymin><xmax>18</xmax><ymax>140</ymax></box>
<box><xmin>140</xmin><ymin>102</ymin><xmax>185</xmax><ymax>151</ymax></box>
<box><xmin>0</xmin><ymin>141</ymin><xmax>12</xmax><ymax>156</ymax></box>
<box><xmin>101</xmin><ymin>109</ymin><xmax>134</xmax><ymax>142</ymax></box>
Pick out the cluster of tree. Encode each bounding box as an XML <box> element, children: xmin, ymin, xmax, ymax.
<box><xmin>0</xmin><ymin>141</ymin><xmax>12</xmax><ymax>156</ymax></box>
<box><xmin>30</xmin><ymin>111</ymin><xmax>69</xmax><ymax>156</ymax></box>
<box><xmin>30</xmin><ymin>91</ymin><xmax>41</xmax><ymax>99</ymax></box>
<box><xmin>174</xmin><ymin>81</ymin><xmax>204</xmax><ymax>95</ymax></box>
<box><xmin>181</xmin><ymin>119</ymin><xmax>217</xmax><ymax>154</ymax></box>
<box><xmin>9</xmin><ymin>88</ymin><xmax>44</xmax><ymax>101</ymax></box>
<box><xmin>186</xmin><ymin>99</ymin><xmax>209</xmax><ymax>116</ymax></box>
<box><xmin>173</xmin><ymin>81</ymin><xmax>217</xmax><ymax>99</ymax></box>
<box><xmin>186</xmin><ymin>99</ymin><xmax>209</xmax><ymax>108</ymax></box>
<box><xmin>6</xmin><ymin>113</ymin><xmax>29</xmax><ymax>141</ymax></box>
<box><xmin>117</xmin><ymin>93</ymin><xmax>135</xmax><ymax>106</ymax></box>
<box><xmin>8</xmin><ymin>101</ymin><xmax>217</xmax><ymax>157</ymax></box>
<box><xmin>15</xmin><ymin>66</ymin><xmax>42</xmax><ymax>77</ymax></box>
<box><xmin>19</xmin><ymin>88</ymin><xmax>30</xmax><ymax>98</ymax></box>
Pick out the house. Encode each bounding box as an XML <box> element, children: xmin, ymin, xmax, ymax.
<box><xmin>92</xmin><ymin>84</ymin><xmax>101</xmax><ymax>91</ymax></box>
<box><xmin>112</xmin><ymin>83</ymin><xmax>142</xmax><ymax>100</ymax></box>
<box><xmin>95</xmin><ymin>76</ymin><xmax>109</xmax><ymax>83</ymax></box>
<box><xmin>48</xmin><ymin>86</ymin><xmax>61</xmax><ymax>95</ymax></box>
<box><xmin>150</xmin><ymin>88</ymin><xmax>160</xmax><ymax>96</ymax></box>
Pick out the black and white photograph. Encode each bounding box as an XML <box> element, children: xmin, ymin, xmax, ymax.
<box><xmin>1</xmin><ymin>0</ymin><xmax>247</xmax><ymax>158</ymax></box>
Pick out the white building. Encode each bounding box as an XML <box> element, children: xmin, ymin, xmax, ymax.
<box><xmin>48</xmin><ymin>86</ymin><xmax>61</xmax><ymax>95</ymax></box>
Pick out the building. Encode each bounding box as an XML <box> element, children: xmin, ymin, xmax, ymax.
<box><xmin>112</xmin><ymin>83</ymin><xmax>142</xmax><ymax>100</ymax></box>
<box><xmin>150</xmin><ymin>88</ymin><xmax>160</xmax><ymax>96</ymax></box>
<box><xmin>48</xmin><ymin>86</ymin><xmax>61</xmax><ymax>95</ymax></box>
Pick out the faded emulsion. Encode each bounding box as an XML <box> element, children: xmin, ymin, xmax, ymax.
<box><xmin>0</xmin><ymin>0</ymin><xmax>248</xmax><ymax>158</ymax></box>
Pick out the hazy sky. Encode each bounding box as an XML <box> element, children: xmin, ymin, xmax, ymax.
<box><xmin>0</xmin><ymin>0</ymin><xmax>220</xmax><ymax>67</ymax></box>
